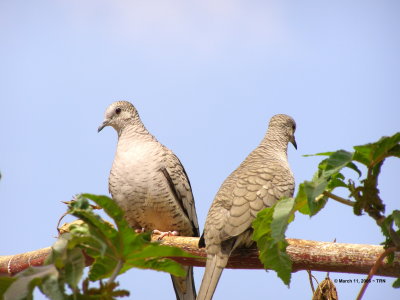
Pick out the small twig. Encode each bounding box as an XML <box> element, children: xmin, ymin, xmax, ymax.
<box><xmin>307</xmin><ymin>270</ymin><xmax>318</xmax><ymax>293</ymax></box>
<box><xmin>356</xmin><ymin>247</ymin><xmax>397</xmax><ymax>300</ymax></box>
<box><xmin>56</xmin><ymin>212</ymin><xmax>69</xmax><ymax>234</ymax></box>
<box><xmin>323</xmin><ymin>191</ymin><xmax>355</xmax><ymax>207</ymax></box>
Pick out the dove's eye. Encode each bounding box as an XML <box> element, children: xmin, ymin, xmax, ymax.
<box><xmin>115</xmin><ymin>108</ymin><xmax>121</xmax><ymax>114</ymax></box>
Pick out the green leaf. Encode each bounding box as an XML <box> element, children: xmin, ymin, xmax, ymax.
<box><xmin>303</xmin><ymin>151</ymin><xmax>334</xmax><ymax>157</ymax></box>
<box><xmin>125</xmin><ymin>256</ymin><xmax>186</xmax><ymax>277</ymax></box>
<box><xmin>320</xmin><ymin>150</ymin><xmax>354</xmax><ymax>178</ymax></box>
<box><xmin>326</xmin><ymin>172</ymin><xmax>347</xmax><ymax>190</ymax></box>
<box><xmin>252</xmin><ymin>204</ymin><xmax>293</xmax><ymax>286</ymax></box>
<box><xmin>64</xmin><ymin>248</ymin><xmax>85</xmax><ymax>289</ymax></box>
<box><xmin>393</xmin><ymin>278</ymin><xmax>400</xmax><ymax>288</ymax></box>
<box><xmin>88</xmin><ymin>256</ymin><xmax>118</xmax><ymax>281</ymax></box>
<box><xmin>47</xmin><ymin>233</ymin><xmax>71</xmax><ymax>269</ymax></box>
<box><xmin>371</xmin><ymin>133</ymin><xmax>400</xmax><ymax>160</ymax></box>
<box><xmin>39</xmin><ymin>270</ymin><xmax>65</xmax><ymax>300</ymax></box>
<box><xmin>69</xmin><ymin>194</ymin><xmax>197</xmax><ymax>282</ymax></box>
<box><xmin>252</xmin><ymin>207</ymin><xmax>274</xmax><ymax>241</ymax></box>
<box><xmin>125</xmin><ymin>243</ymin><xmax>194</xmax><ymax>260</ymax></box>
<box><xmin>81</xmin><ymin>194</ymin><xmax>130</xmax><ymax>233</ymax></box>
<box><xmin>3</xmin><ymin>265</ymin><xmax>61</xmax><ymax>300</ymax></box>
<box><xmin>346</xmin><ymin>162</ymin><xmax>362</xmax><ymax>177</ymax></box>
<box><xmin>307</xmin><ymin>150</ymin><xmax>361</xmax><ymax>182</ymax></box>
<box><xmin>353</xmin><ymin>132</ymin><xmax>400</xmax><ymax>166</ymax></box>
<box><xmin>295</xmin><ymin>184</ymin><xmax>310</xmax><ymax>215</ymax></box>
<box><xmin>260</xmin><ymin>240</ymin><xmax>292</xmax><ymax>286</ymax></box>
<box><xmin>392</xmin><ymin>210</ymin><xmax>400</xmax><ymax>229</ymax></box>
<box><xmin>271</xmin><ymin>198</ymin><xmax>295</xmax><ymax>242</ymax></box>
<box><xmin>300</xmin><ymin>150</ymin><xmax>359</xmax><ymax>216</ymax></box>
<box><xmin>126</xmin><ymin>243</ymin><xmax>193</xmax><ymax>276</ymax></box>
<box><xmin>69</xmin><ymin>196</ymin><xmax>118</xmax><ymax>244</ymax></box>
<box><xmin>0</xmin><ymin>277</ymin><xmax>17</xmax><ymax>299</ymax></box>
<box><xmin>303</xmin><ymin>179</ymin><xmax>328</xmax><ymax>216</ymax></box>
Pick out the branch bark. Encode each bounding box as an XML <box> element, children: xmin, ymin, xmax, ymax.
<box><xmin>1</xmin><ymin>236</ymin><xmax>399</xmax><ymax>278</ymax></box>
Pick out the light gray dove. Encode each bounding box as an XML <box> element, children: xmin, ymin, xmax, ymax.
<box><xmin>98</xmin><ymin>101</ymin><xmax>199</xmax><ymax>300</ymax></box>
<box><xmin>197</xmin><ymin>114</ymin><xmax>297</xmax><ymax>300</ymax></box>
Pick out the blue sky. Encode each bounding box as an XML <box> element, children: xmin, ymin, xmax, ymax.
<box><xmin>0</xmin><ymin>1</ymin><xmax>399</xmax><ymax>299</ymax></box>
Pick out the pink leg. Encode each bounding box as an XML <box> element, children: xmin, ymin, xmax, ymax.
<box><xmin>152</xmin><ymin>230</ymin><xmax>179</xmax><ymax>240</ymax></box>
<box><xmin>135</xmin><ymin>228</ymin><xmax>145</xmax><ymax>233</ymax></box>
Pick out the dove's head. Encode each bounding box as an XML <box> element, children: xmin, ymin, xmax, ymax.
<box><xmin>98</xmin><ymin>101</ymin><xmax>141</xmax><ymax>133</ymax></box>
<box><xmin>267</xmin><ymin>114</ymin><xmax>297</xmax><ymax>149</ymax></box>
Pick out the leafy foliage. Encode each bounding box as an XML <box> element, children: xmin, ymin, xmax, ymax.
<box><xmin>252</xmin><ymin>132</ymin><xmax>400</xmax><ymax>287</ymax></box>
<box><xmin>0</xmin><ymin>194</ymin><xmax>194</xmax><ymax>299</ymax></box>
<box><xmin>252</xmin><ymin>198</ymin><xmax>295</xmax><ymax>285</ymax></box>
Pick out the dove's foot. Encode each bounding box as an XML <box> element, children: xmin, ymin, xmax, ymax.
<box><xmin>135</xmin><ymin>228</ymin><xmax>145</xmax><ymax>233</ymax></box>
<box><xmin>152</xmin><ymin>230</ymin><xmax>179</xmax><ymax>240</ymax></box>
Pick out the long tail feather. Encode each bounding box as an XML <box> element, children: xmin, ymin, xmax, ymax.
<box><xmin>171</xmin><ymin>265</ymin><xmax>196</xmax><ymax>300</ymax></box>
<box><xmin>197</xmin><ymin>255</ymin><xmax>228</xmax><ymax>300</ymax></box>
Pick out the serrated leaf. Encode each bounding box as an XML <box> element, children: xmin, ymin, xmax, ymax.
<box><xmin>81</xmin><ymin>194</ymin><xmax>130</xmax><ymax>233</ymax></box>
<box><xmin>126</xmin><ymin>243</ymin><xmax>194</xmax><ymax>260</ymax></box>
<box><xmin>79</xmin><ymin>194</ymin><xmax>150</xmax><ymax>255</ymax></box>
<box><xmin>88</xmin><ymin>256</ymin><xmax>118</xmax><ymax>281</ymax></box>
<box><xmin>252</xmin><ymin>204</ymin><xmax>292</xmax><ymax>286</ymax></box>
<box><xmin>321</xmin><ymin>150</ymin><xmax>354</xmax><ymax>178</ymax></box>
<box><xmin>252</xmin><ymin>207</ymin><xmax>274</xmax><ymax>241</ymax></box>
<box><xmin>124</xmin><ymin>242</ymin><xmax>195</xmax><ymax>277</ymax></box>
<box><xmin>354</xmin><ymin>133</ymin><xmax>400</xmax><ymax>166</ymax></box>
<box><xmin>68</xmin><ymin>221</ymin><xmax>110</xmax><ymax>260</ymax></box>
<box><xmin>39</xmin><ymin>270</ymin><xmax>65</xmax><ymax>300</ymax></box>
<box><xmin>64</xmin><ymin>248</ymin><xmax>85</xmax><ymax>289</ymax></box>
<box><xmin>125</xmin><ymin>257</ymin><xmax>186</xmax><ymax>277</ymax></box>
<box><xmin>4</xmin><ymin>265</ymin><xmax>60</xmax><ymax>300</ymax></box>
<box><xmin>326</xmin><ymin>173</ymin><xmax>347</xmax><ymax>190</ymax></box>
<box><xmin>271</xmin><ymin>198</ymin><xmax>295</xmax><ymax>242</ymax></box>
<box><xmin>259</xmin><ymin>240</ymin><xmax>292</xmax><ymax>286</ymax></box>
<box><xmin>300</xmin><ymin>150</ymin><xmax>358</xmax><ymax>216</ymax></box>
<box><xmin>372</xmin><ymin>133</ymin><xmax>400</xmax><ymax>160</ymax></box>
<box><xmin>73</xmin><ymin>194</ymin><xmax>198</xmax><ymax>282</ymax></box>
<box><xmin>70</xmin><ymin>197</ymin><xmax>118</xmax><ymax>243</ymax></box>
<box><xmin>307</xmin><ymin>150</ymin><xmax>361</xmax><ymax>180</ymax></box>
<box><xmin>46</xmin><ymin>233</ymin><xmax>70</xmax><ymax>268</ymax></box>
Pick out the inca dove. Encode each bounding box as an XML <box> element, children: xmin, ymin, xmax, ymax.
<box><xmin>98</xmin><ymin>101</ymin><xmax>199</xmax><ymax>300</ymax></box>
<box><xmin>197</xmin><ymin>114</ymin><xmax>297</xmax><ymax>300</ymax></box>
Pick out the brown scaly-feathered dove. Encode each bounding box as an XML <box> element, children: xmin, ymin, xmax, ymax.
<box><xmin>98</xmin><ymin>101</ymin><xmax>199</xmax><ymax>300</ymax></box>
<box><xmin>197</xmin><ymin>114</ymin><xmax>297</xmax><ymax>300</ymax></box>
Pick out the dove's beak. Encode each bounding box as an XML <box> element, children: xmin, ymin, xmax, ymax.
<box><xmin>98</xmin><ymin>120</ymin><xmax>109</xmax><ymax>133</ymax></box>
<box><xmin>291</xmin><ymin>136</ymin><xmax>297</xmax><ymax>150</ymax></box>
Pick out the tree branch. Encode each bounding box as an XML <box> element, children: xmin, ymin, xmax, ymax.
<box><xmin>1</xmin><ymin>236</ymin><xmax>399</xmax><ymax>278</ymax></box>
<box><xmin>323</xmin><ymin>191</ymin><xmax>355</xmax><ymax>207</ymax></box>
<box><xmin>356</xmin><ymin>247</ymin><xmax>397</xmax><ymax>300</ymax></box>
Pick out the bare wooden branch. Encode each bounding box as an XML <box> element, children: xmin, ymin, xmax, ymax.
<box><xmin>356</xmin><ymin>247</ymin><xmax>397</xmax><ymax>300</ymax></box>
<box><xmin>1</xmin><ymin>236</ymin><xmax>399</xmax><ymax>278</ymax></box>
<box><xmin>322</xmin><ymin>191</ymin><xmax>355</xmax><ymax>207</ymax></box>
<box><xmin>0</xmin><ymin>247</ymin><xmax>51</xmax><ymax>276</ymax></box>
